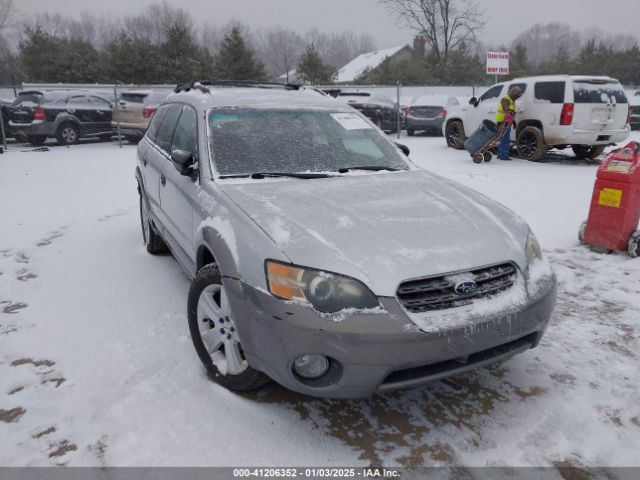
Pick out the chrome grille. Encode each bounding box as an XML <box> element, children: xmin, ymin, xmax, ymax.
<box><xmin>397</xmin><ymin>263</ymin><xmax>517</xmax><ymax>313</ymax></box>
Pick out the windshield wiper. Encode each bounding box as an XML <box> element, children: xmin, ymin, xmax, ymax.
<box><xmin>336</xmin><ymin>165</ymin><xmax>400</xmax><ymax>173</ymax></box>
<box><xmin>219</xmin><ymin>171</ymin><xmax>334</xmax><ymax>180</ymax></box>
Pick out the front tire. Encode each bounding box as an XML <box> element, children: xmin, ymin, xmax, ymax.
<box><xmin>445</xmin><ymin>120</ymin><xmax>465</xmax><ymax>149</ymax></box>
<box><xmin>56</xmin><ymin>123</ymin><xmax>79</xmax><ymax>145</ymax></box>
<box><xmin>187</xmin><ymin>264</ymin><xmax>269</xmax><ymax>391</ymax></box>
<box><xmin>572</xmin><ymin>145</ymin><xmax>605</xmax><ymax>160</ymax></box>
<box><xmin>139</xmin><ymin>193</ymin><xmax>167</xmax><ymax>254</ymax></box>
<box><xmin>517</xmin><ymin>126</ymin><xmax>546</xmax><ymax>161</ymax></box>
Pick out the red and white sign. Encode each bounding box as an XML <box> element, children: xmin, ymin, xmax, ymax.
<box><xmin>486</xmin><ymin>51</ymin><xmax>509</xmax><ymax>75</ymax></box>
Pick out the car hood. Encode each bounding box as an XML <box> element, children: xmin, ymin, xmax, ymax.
<box><xmin>221</xmin><ymin>170</ymin><xmax>530</xmax><ymax>296</ymax></box>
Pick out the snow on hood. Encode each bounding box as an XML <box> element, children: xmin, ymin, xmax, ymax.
<box><xmin>221</xmin><ymin>170</ymin><xmax>530</xmax><ymax>297</ymax></box>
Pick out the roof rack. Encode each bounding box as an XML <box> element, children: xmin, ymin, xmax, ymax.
<box><xmin>174</xmin><ymin>80</ymin><xmax>302</xmax><ymax>93</ymax></box>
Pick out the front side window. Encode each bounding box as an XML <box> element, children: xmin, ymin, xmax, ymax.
<box><xmin>172</xmin><ymin>106</ymin><xmax>198</xmax><ymax>156</ymax></box>
<box><xmin>208</xmin><ymin>108</ymin><xmax>409</xmax><ymax>176</ymax></box>
<box><xmin>479</xmin><ymin>85</ymin><xmax>504</xmax><ymax>103</ymax></box>
<box><xmin>154</xmin><ymin>104</ymin><xmax>183</xmax><ymax>154</ymax></box>
<box><xmin>146</xmin><ymin>104</ymin><xmax>169</xmax><ymax>142</ymax></box>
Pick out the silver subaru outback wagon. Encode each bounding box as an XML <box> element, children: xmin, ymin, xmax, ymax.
<box><xmin>135</xmin><ymin>82</ymin><xmax>556</xmax><ymax>399</ymax></box>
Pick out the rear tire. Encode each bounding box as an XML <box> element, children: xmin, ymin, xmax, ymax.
<box><xmin>56</xmin><ymin>123</ymin><xmax>79</xmax><ymax>145</ymax></box>
<box><xmin>445</xmin><ymin>120</ymin><xmax>466</xmax><ymax>149</ymax></box>
<box><xmin>578</xmin><ymin>221</ymin><xmax>587</xmax><ymax>244</ymax></box>
<box><xmin>628</xmin><ymin>231</ymin><xmax>640</xmax><ymax>258</ymax></box>
<box><xmin>188</xmin><ymin>264</ymin><xmax>270</xmax><ymax>391</ymax></box>
<box><xmin>139</xmin><ymin>193</ymin><xmax>167</xmax><ymax>254</ymax></box>
<box><xmin>572</xmin><ymin>145</ymin><xmax>605</xmax><ymax>160</ymax></box>
<box><xmin>27</xmin><ymin>135</ymin><xmax>47</xmax><ymax>146</ymax></box>
<box><xmin>517</xmin><ymin>126</ymin><xmax>546</xmax><ymax>161</ymax></box>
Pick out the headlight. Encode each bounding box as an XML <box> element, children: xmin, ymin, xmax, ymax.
<box><xmin>526</xmin><ymin>231</ymin><xmax>543</xmax><ymax>265</ymax></box>
<box><xmin>265</xmin><ymin>260</ymin><xmax>379</xmax><ymax>313</ymax></box>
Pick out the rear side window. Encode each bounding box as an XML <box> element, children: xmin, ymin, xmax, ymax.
<box><xmin>67</xmin><ymin>95</ymin><xmax>90</xmax><ymax>105</ymax></box>
<box><xmin>534</xmin><ymin>82</ymin><xmax>566</xmax><ymax>104</ymax></box>
<box><xmin>146</xmin><ymin>104</ymin><xmax>169</xmax><ymax>142</ymax></box>
<box><xmin>573</xmin><ymin>82</ymin><xmax>628</xmax><ymax>104</ymax></box>
<box><xmin>13</xmin><ymin>92</ymin><xmax>43</xmax><ymax>106</ymax></box>
<box><xmin>508</xmin><ymin>83</ymin><xmax>527</xmax><ymax>95</ymax></box>
<box><xmin>155</xmin><ymin>104</ymin><xmax>183</xmax><ymax>154</ymax></box>
<box><xmin>171</xmin><ymin>106</ymin><xmax>198</xmax><ymax>156</ymax></box>
<box><xmin>120</xmin><ymin>93</ymin><xmax>147</xmax><ymax>103</ymax></box>
<box><xmin>479</xmin><ymin>85</ymin><xmax>503</xmax><ymax>103</ymax></box>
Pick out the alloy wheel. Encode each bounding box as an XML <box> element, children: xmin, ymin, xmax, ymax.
<box><xmin>196</xmin><ymin>284</ymin><xmax>248</xmax><ymax>376</ymax></box>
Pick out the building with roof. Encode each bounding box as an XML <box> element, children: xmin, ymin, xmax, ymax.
<box><xmin>334</xmin><ymin>44</ymin><xmax>414</xmax><ymax>84</ymax></box>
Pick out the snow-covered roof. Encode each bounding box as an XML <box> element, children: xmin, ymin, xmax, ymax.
<box><xmin>335</xmin><ymin>45</ymin><xmax>409</xmax><ymax>83</ymax></box>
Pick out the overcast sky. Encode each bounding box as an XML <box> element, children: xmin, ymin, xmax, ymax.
<box><xmin>15</xmin><ymin>0</ymin><xmax>639</xmax><ymax>48</ymax></box>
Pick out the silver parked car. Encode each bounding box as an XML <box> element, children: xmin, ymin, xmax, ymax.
<box><xmin>136</xmin><ymin>81</ymin><xmax>556</xmax><ymax>399</ymax></box>
<box><xmin>113</xmin><ymin>90</ymin><xmax>171</xmax><ymax>143</ymax></box>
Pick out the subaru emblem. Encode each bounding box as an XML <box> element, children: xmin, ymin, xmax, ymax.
<box><xmin>454</xmin><ymin>281</ymin><xmax>477</xmax><ymax>295</ymax></box>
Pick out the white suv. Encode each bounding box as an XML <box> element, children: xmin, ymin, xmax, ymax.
<box><xmin>444</xmin><ymin>75</ymin><xmax>631</xmax><ymax>161</ymax></box>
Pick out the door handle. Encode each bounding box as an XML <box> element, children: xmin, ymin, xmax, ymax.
<box><xmin>142</xmin><ymin>157</ymin><xmax>148</xmax><ymax>166</ymax></box>
<box><xmin>488</xmin><ymin>109</ymin><xmax>497</xmax><ymax>113</ymax></box>
<box><xmin>161</xmin><ymin>174</ymin><xmax>166</xmax><ymax>187</ymax></box>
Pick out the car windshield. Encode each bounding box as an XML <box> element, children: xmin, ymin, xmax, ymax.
<box><xmin>208</xmin><ymin>108</ymin><xmax>409</xmax><ymax>177</ymax></box>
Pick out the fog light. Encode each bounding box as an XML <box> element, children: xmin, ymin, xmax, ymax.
<box><xmin>293</xmin><ymin>354</ymin><xmax>329</xmax><ymax>379</ymax></box>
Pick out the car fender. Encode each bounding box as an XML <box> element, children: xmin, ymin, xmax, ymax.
<box><xmin>52</xmin><ymin>113</ymin><xmax>80</xmax><ymax>131</ymax></box>
<box><xmin>195</xmin><ymin>223</ymin><xmax>240</xmax><ymax>279</ymax></box>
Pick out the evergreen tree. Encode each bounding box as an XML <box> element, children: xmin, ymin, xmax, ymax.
<box><xmin>216</xmin><ymin>27</ymin><xmax>266</xmax><ymax>81</ymax></box>
<box><xmin>108</xmin><ymin>33</ymin><xmax>162</xmax><ymax>83</ymax></box>
<box><xmin>160</xmin><ymin>24</ymin><xmax>215</xmax><ymax>83</ymax></box>
<box><xmin>509</xmin><ymin>43</ymin><xmax>530</xmax><ymax>79</ymax></box>
<box><xmin>19</xmin><ymin>25</ymin><xmax>59</xmax><ymax>82</ymax></box>
<box><xmin>297</xmin><ymin>43</ymin><xmax>334</xmax><ymax>84</ymax></box>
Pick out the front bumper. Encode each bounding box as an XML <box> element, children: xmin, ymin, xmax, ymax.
<box><xmin>111</xmin><ymin>122</ymin><xmax>146</xmax><ymax>138</ymax></box>
<box><xmin>224</xmin><ymin>276</ymin><xmax>556</xmax><ymax>398</ymax></box>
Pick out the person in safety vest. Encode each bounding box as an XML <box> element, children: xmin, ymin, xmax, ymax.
<box><xmin>496</xmin><ymin>86</ymin><xmax>523</xmax><ymax>160</ymax></box>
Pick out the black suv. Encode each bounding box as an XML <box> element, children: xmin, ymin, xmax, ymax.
<box><xmin>8</xmin><ymin>89</ymin><xmax>114</xmax><ymax>146</ymax></box>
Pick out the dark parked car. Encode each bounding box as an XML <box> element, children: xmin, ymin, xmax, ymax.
<box><xmin>8</xmin><ymin>90</ymin><xmax>113</xmax><ymax>146</ymax></box>
<box><xmin>337</xmin><ymin>91</ymin><xmax>400</xmax><ymax>132</ymax></box>
<box><xmin>406</xmin><ymin>95</ymin><xmax>459</xmax><ymax>136</ymax></box>
<box><xmin>1</xmin><ymin>98</ymin><xmax>12</xmax><ymax>139</ymax></box>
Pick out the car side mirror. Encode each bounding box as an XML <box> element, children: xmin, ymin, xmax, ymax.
<box><xmin>469</xmin><ymin>97</ymin><xmax>478</xmax><ymax>107</ymax></box>
<box><xmin>171</xmin><ymin>149</ymin><xmax>194</xmax><ymax>175</ymax></box>
<box><xmin>395</xmin><ymin>142</ymin><xmax>410</xmax><ymax>156</ymax></box>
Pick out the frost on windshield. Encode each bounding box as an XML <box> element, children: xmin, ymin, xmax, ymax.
<box><xmin>208</xmin><ymin>108</ymin><xmax>409</xmax><ymax>176</ymax></box>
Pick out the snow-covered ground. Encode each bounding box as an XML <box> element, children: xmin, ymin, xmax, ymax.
<box><xmin>1</xmin><ymin>133</ymin><xmax>639</xmax><ymax>469</ymax></box>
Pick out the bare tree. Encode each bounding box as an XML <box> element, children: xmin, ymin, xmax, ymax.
<box><xmin>254</xmin><ymin>27</ymin><xmax>305</xmax><ymax>79</ymax></box>
<box><xmin>0</xmin><ymin>0</ymin><xmax>15</xmax><ymax>32</ymax></box>
<box><xmin>513</xmin><ymin>23</ymin><xmax>582</xmax><ymax>65</ymax></box>
<box><xmin>379</xmin><ymin>0</ymin><xmax>485</xmax><ymax>64</ymax></box>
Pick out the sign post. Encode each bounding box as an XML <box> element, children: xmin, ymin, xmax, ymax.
<box><xmin>486</xmin><ymin>51</ymin><xmax>510</xmax><ymax>83</ymax></box>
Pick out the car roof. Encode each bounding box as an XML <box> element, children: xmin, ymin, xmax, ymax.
<box><xmin>164</xmin><ymin>86</ymin><xmax>351</xmax><ymax>110</ymax></box>
<box><xmin>500</xmin><ymin>75</ymin><xmax>620</xmax><ymax>84</ymax></box>
<box><xmin>411</xmin><ymin>95</ymin><xmax>458</xmax><ymax>107</ymax></box>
